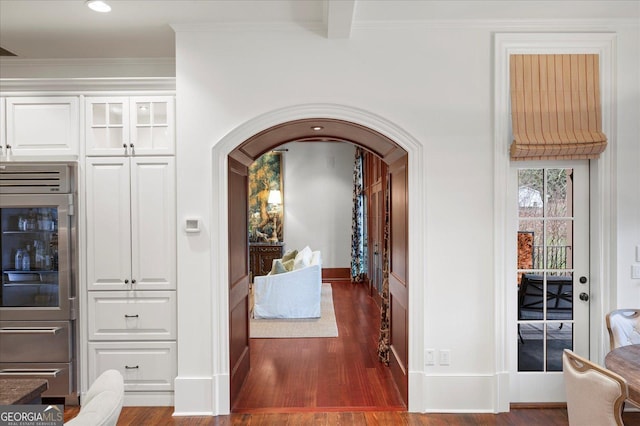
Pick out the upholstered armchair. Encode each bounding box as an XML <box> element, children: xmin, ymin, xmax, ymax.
<box><xmin>563</xmin><ymin>349</ymin><xmax>628</xmax><ymax>426</ymax></box>
<box><xmin>606</xmin><ymin>309</ymin><xmax>640</xmax><ymax>350</ymax></box>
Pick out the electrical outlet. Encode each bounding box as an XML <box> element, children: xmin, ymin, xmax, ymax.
<box><xmin>439</xmin><ymin>349</ymin><xmax>451</xmax><ymax>366</ymax></box>
<box><xmin>425</xmin><ymin>349</ymin><xmax>435</xmax><ymax>366</ymax></box>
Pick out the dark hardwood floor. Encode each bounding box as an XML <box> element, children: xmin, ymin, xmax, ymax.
<box><xmin>64</xmin><ymin>405</ymin><xmax>640</xmax><ymax>425</ymax></box>
<box><xmin>233</xmin><ymin>281</ymin><xmax>404</xmax><ymax>411</ymax></box>
<box><xmin>64</xmin><ymin>282</ymin><xmax>640</xmax><ymax>424</ymax></box>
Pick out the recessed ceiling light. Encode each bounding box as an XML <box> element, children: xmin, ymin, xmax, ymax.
<box><xmin>86</xmin><ymin>0</ymin><xmax>111</xmax><ymax>13</ymax></box>
<box><xmin>311</xmin><ymin>126</ymin><xmax>324</xmax><ymax>131</ymax></box>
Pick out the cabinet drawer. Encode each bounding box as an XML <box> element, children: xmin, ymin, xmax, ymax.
<box><xmin>0</xmin><ymin>321</ymin><xmax>72</xmax><ymax>363</ymax></box>
<box><xmin>88</xmin><ymin>291</ymin><xmax>176</xmax><ymax>340</ymax></box>
<box><xmin>88</xmin><ymin>341</ymin><xmax>176</xmax><ymax>392</ymax></box>
<box><xmin>0</xmin><ymin>362</ymin><xmax>74</xmax><ymax>398</ymax></box>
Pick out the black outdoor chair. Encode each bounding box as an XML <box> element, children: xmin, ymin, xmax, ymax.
<box><xmin>518</xmin><ymin>273</ymin><xmax>573</xmax><ymax>343</ymax></box>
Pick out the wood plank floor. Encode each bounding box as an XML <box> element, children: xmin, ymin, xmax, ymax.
<box><xmin>64</xmin><ymin>406</ymin><xmax>640</xmax><ymax>425</ymax></box>
<box><xmin>64</xmin><ymin>282</ymin><xmax>640</xmax><ymax>424</ymax></box>
<box><xmin>233</xmin><ymin>282</ymin><xmax>404</xmax><ymax>411</ymax></box>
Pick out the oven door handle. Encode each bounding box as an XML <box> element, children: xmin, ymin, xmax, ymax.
<box><xmin>0</xmin><ymin>369</ymin><xmax>61</xmax><ymax>378</ymax></box>
<box><xmin>0</xmin><ymin>326</ymin><xmax>63</xmax><ymax>335</ymax></box>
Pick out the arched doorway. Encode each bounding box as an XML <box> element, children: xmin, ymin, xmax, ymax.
<box><xmin>209</xmin><ymin>104</ymin><xmax>426</xmax><ymax>414</ymax></box>
<box><xmin>228</xmin><ymin>118</ymin><xmax>409</xmax><ymax>406</ymax></box>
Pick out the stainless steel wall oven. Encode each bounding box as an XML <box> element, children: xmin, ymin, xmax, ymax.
<box><xmin>0</xmin><ymin>162</ymin><xmax>78</xmax><ymax>404</ymax></box>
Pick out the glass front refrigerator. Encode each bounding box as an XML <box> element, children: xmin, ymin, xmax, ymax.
<box><xmin>0</xmin><ymin>162</ymin><xmax>78</xmax><ymax>404</ymax></box>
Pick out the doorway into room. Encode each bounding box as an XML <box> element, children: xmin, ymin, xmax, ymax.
<box><xmin>226</xmin><ymin>118</ymin><xmax>410</xmax><ymax>411</ymax></box>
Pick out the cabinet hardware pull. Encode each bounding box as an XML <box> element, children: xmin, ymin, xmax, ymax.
<box><xmin>6</xmin><ymin>145</ymin><xmax>11</xmax><ymax>149</ymax></box>
<box><xmin>124</xmin><ymin>279</ymin><xmax>129</xmax><ymax>284</ymax></box>
<box><xmin>0</xmin><ymin>327</ymin><xmax>62</xmax><ymax>335</ymax></box>
<box><xmin>124</xmin><ymin>314</ymin><xmax>139</xmax><ymax>318</ymax></box>
<box><xmin>0</xmin><ymin>368</ymin><xmax>61</xmax><ymax>377</ymax></box>
<box><xmin>131</xmin><ymin>279</ymin><xmax>136</xmax><ymax>284</ymax></box>
<box><xmin>123</xmin><ymin>144</ymin><xmax>127</xmax><ymax>148</ymax></box>
<box><xmin>125</xmin><ymin>365</ymin><xmax>139</xmax><ymax>369</ymax></box>
<box><xmin>130</xmin><ymin>143</ymin><xmax>134</xmax><ymax>148</ymax></box>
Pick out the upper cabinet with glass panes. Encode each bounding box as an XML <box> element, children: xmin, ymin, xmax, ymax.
<box><xmin>85</xmin><ymin>96</ymin><xmax>174</xmax><ymax>156</ymax></box>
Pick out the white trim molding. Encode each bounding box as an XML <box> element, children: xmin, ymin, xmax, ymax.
<box><xmin>202</xmin><ymin>103</ymin><xmax>426</xmax><ymax>414</ymax></box>
<box><xmin>493</xmin><ymin>32</ymin><xmax>616</xmax><ymax>408</ymax></box>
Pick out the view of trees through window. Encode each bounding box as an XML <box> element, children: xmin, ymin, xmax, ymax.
<box><xmin>518</xmin><ymin>168</ymin><xmax>573</xmax><ymax>270</ymax></box>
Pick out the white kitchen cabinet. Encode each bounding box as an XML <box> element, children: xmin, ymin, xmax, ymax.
<box><xmin>4</xmin><ymin>96</ymin><xmax>79</xmax><ymax>159</ymax></box>
<box><xmin>88</xmin><ymin>341</ymin><xmax>177</xmax><ymax>393</ymax></box>
<box><xmin>85</xmin><ymin>156</ymin><xmax>176</xmax><ymax>291</ymax></box>
<box><xmin>85</xmin><ymin>96</ymin><xmax>174</xmax><ymax>156</ymax></box>
<box><xmin>88</xmin><ymin>291</ymin><xmax>176</xmax><ymax>341</ymax></box>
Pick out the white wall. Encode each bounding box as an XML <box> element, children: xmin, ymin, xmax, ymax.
<box><xmin>173</xmin><ymin>13</ymin><xmax>639</xmax><ymax>413</ymax></box>
<box><xmin>3</xmin><ymin>1</ymin><xmax>636</xmax><ymax>416</ymax></box>
<box><xmin>281</xmin><ymin>141</ymin><xmax>355</xmax><ymax>268</ymax></box>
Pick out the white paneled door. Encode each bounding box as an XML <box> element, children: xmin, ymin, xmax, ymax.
<box><xmin>510</xmin><ymin>161</ymin><xmax>590</xmax><ymax>402</ymax></box>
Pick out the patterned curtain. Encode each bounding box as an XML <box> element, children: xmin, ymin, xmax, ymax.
<box><xmin>350</xmin><ymin>147</ymin><xmax>365</xmax><ymax>283</ymax></box>
<box><xmin>377</xmin><ymin>174</ymin><xmax>391</xmax><ymax>364</ymax></box>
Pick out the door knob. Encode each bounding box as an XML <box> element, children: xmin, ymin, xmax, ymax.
<box><xmin>579</xmin><ymin>292</ymin><xmax>589</xmax><ymax>301</ymax></box>
<box><xmin>579</xmin><ymin>276</ymin><xmax>588</xmax><ymax>284</ymax></box>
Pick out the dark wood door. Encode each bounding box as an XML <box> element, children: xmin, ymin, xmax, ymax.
<box><xmin>365</xmin><ymin>153</ymin><xmax>387</xmax><ymax>304</ymax></box>
<box><xmin>388</xmin><ymin>154</ymin><xmax>408</xmax><ymax>403</ymax></box>
<box><xmin>228</xmin><ymin>157</ymin><xmax>251</xmax><ymax>404</ymax></box>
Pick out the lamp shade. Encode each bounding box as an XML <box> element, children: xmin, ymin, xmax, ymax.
<box><xmin>267</xmin><ymin>190</ymin><xmax>282</xmax><ymax>204</ymax></box>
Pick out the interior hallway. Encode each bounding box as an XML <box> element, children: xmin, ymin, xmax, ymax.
<box><xmin>233</xmin><ymin>281</ymin><xmax>405</xmax><ymax>412</ymax></box>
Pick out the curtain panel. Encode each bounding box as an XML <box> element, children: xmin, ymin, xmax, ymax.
<box><xmin>377</xmin><ymin>170</ymin><xmax>391</xmax><ymax>365</ymax></box>
<box><xmin>350</xmin><ymin>147</ymin><xmax>366</xmax><ymax>283</ymax></box>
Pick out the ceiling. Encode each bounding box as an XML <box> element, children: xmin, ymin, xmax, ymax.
<box><xmin>0</xmin><ymin>1</ymin><xmax>638</xmax><ymax>60</ymax></box>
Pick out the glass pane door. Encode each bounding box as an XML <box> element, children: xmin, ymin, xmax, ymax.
<box><xmin>1</xmin><ymin>207</ymin><xmax>60</xmax><ymax>308</ymax></box>
<box><xmin>517</xmin><ymin>168</ymin><xmax>576</xmax><ymax>372</ymax></box>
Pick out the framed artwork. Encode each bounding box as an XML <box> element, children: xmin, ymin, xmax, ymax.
<box><xmin>248</xmin><ymin>152</ymin><xmax>283</xmax><ymax>243</ymax></box>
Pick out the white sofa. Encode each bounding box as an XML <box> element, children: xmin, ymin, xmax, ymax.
<box><xmin>253</xmin><ymin>247</ymin><xmax>322</xmax><ymax>319</ymax></box>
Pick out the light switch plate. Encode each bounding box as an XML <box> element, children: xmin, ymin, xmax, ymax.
<box><xmin>425</xmin><ymin>349</ymin><xmax>435</xmax><ymax>366</ymax></box>
<box><xmin>439</xmin><ymin>349</ymin><xmax>451</xmax><ymax>366</ymax></box>
<box><xmin>632</xmin><ymin>265</ymin><xmax>640</xmax><ymax>280</ymax></box>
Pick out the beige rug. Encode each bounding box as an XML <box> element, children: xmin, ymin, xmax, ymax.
<box><xmin>250</xmin><ymin>283</ymin><xmax>338</xmax><ymax>338</ymax></box>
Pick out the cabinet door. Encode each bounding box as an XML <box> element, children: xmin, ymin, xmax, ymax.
<box><xmin>85</xmin><ymin>97</ymin><xmax>130</xmax><ymax>156</ymax></box>
<box><xmin>130</xmin><ymin>157</ymin><xmax>176</xmax><ymax>290</ymax></box>
<box><xmin>129</xmin><ymin>96</ymin><xmax>175</xmax><ymax>156</ymax></box>
<box><xmin>86</xmin><ymin>158</ymin><xmax>132</xmax><ymax>290</ymax></box>
<box><xmin>5</xmin><ymin>97</ymin><xmax>79</xmax><ymax>158</ymax></box>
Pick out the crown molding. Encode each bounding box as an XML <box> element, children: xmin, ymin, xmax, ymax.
<box><xmin>170</xmin><ymin>21</ymin><xmax>324</xmax><ymax>33</ymax></box>
<box><xmin>0</xmin><ymin>57</ymin><xmax>175</xmax><ymax>67</ymax></box>
<box><xmin>353</xmin><ymin>18</ymin><xmax>639</xmax><ymax>31</ymax></box>
<box><xmin>0</xmin><ymin>77</ymin><xmax>176</xmax><ymax>94</ymax></box>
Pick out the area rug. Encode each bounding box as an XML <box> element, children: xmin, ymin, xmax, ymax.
<box><xmin>250</xmin><ymin>283</ymin><xmax>338</xmax><ymax>338</ymax></box>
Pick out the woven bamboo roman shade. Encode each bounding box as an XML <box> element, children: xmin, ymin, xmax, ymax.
<box><xmin>510</xmin><ymin>54</ymin><xmax>607</xmax><ymax>160</ymax></box>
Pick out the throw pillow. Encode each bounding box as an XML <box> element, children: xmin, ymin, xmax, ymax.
<box><xmin>282</xmin><ymin>259</ymin><xmax>295</xmax><ymax>271</ymax></box>
<box><xmin>294</xmin><ymin>246</ymin><xmax>313</xmax><ymax>270</ymax></box>
<box><xmin>282</xmin><ymin>249</ymin><xmax>298</xmax><ymax>263</ymax></box>
<box><xmin>270</xmin><ymin>259</ymin><xmax>288</xmax><ymax>275</ymax></box>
